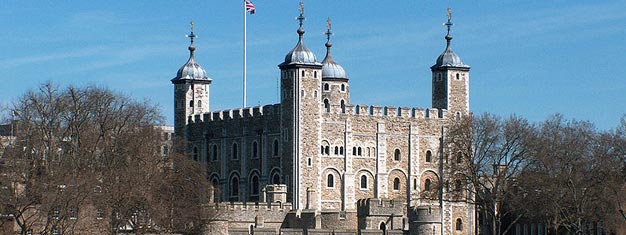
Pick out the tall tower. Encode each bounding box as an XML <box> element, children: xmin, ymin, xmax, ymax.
<box><xmin>321</xmin><ymin>18</ymin><xmax>350</xmax><ymax>113</ymax></box>
<box><xmin>171</xmin><ymin>21</ymin><xmax>212</xmax><ymax>137</ymax></box>
<box><xmin>277</xmin><ymin>2</ymin><xmax>323</xmax><ymax>210</ymax></box>
<box><xmin>431</xmin><ymin>8</ymin><xmax>470</xmax><ymax>116</ymax></box>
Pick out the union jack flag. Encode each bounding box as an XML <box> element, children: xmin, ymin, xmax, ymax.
<box><xmin>245</xmin><ymin>0</ymin><xmax>255</xmax><ymax>14</ymax></box>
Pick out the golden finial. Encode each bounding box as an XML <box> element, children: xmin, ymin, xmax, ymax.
<box><xmin>447</xmin><ymin>8</ymin><xmax>452</xmax><ymax>21</ymax></box>
<box><xmin>327</xmin><ymin>18</ymin><xmax>332</xmax><ymax>30</ymax></box>
<box><xmin>299</xmin><ymin>1</ymin><xmax>304</xmax><ymax>15</ymax></box>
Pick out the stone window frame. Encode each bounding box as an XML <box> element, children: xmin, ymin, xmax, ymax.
<box><xmin>251</xmin><ymin>141</ymin><xmax>259</xmax><ymax>159</ymax></box>
<box><xmin>340</xmin><ymin>84</ymin><xmax>346</xmax><ymax>92</ymax></box>
<box><xmin>229</xmin><ymin>172</ymin><xmax>241</xmax><ymax>200</ymax></box>
<box><xmin>323</xmin><ymin>83</ymin><xmax>330</xmax><ymax>92</ymax></box>
<box><xmin>340</xmin><ymin>100</ymin><xmax>346</xmax><ymax>114</ymax></box>
<box><xmin>393</xmin><ymin>149</ymin><xmax>401</xmax><ymax>161</ymax></box>
<box><xmin>272</xmin><ymin>139</ymin><xmax>279</xmax><ymax>158</ymax></box>
<box><xmin>324</xmin><ymin>99</ymin><xmax>330</xmax><ymax>112</ymax></box>
<box><xmin>231</xmin><ymin>142</ymin><xmax>239</xmax><ymax>160</ymax></box>
<box><xmin>425</xmin><ymin>150</ymin><xmax>432</xmax><ymax>163</ymax></box>
<box><xmin>211</xmin><ymin>144</ymin><xmax>219</xmax><ymax>161</ymax></box>
<box><xmin>307</xmin><ymin>157</ymin><xmax>312</xmax><ymax>167</ymax></box>
<box><xmin>455</xmin><ymin>218</ymin><xmax>463</xmax><ymax>231</ymax></box>
<box><xmin>393</xmin><ymin>177</ymin><xmax>400</xmax><ymax>191</ymax></box>
<box><xmin>249</xmin><ymin>172</ymin><xmax>260</xmax><ymax>196</ymax></box>
<box><xmin>360</xmin><ymin>175</ymin><xmax>368</xmax><ymax>190</ymax></box>
<box><xmin>326</xmin><ymin>173</ymin><xmax>335</xmax><ymax>189</ymax></box>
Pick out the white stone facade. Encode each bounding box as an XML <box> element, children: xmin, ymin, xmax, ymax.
<box><xmin>174</xmin><ymin>12</ymin><xmax>475</xmax><ymax>235</ymax></box>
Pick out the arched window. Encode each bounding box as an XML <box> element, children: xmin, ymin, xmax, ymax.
<box><xmin>251</xmin><ymin>175</ymin><xmax>259</xmax><ymax>195</ymax></box>
<box><xmin>252</xmin><ymin>142</ymin><xmax>258</xmax><ymax>159</ymax></box>
<box><xmin>192</xmin><ymin>147</ymin><xmax>199</xmax><ymax>161</ymax></box>
<box><xmin>426</xmin><ymin>150</ymin><xmax>432</xmax><ymax>162</ymax></box>
<box><xmin>341</xmin><ymin>84</ymin><xmax>345</xmax><ymax>91</ymax></box>
<box><xmin>231</xmin><ymin>176</ymin><xmax>239</xmax><ymax>197</ymax></box>
<box><xmin>334</xmin><ymin>146</ymin><xmax>339</xmax><ymax>155</ymax></box>
<box><xmin>413</xmin><ymin>178</ymin><xmax>418</xmax><ymax>190</ymax></box>
<box><xmin>272</xmin><ymin>173</ymin><xmax>280</xmax><ymax>184</ymax></box>
<box><xmin>456</xmin><ymin>152</ymin><xmax>463</xmax><ymax>163</ymax></box>
<box><xmin>358</xmin><ymin>147</ymin><xmax>362</xmax><ymax>156</ymax></box>
<box><xmin>456</xmin><ymin>218</ymin><xmax>463</xmax><ymax>231</ymax></box>
<box><xmin>394</xmin><ymin>149</ymin><xmax>401</xmax><ymax>161</ymax></box>
<box><xmin>339</xmin><ymin>147</ymin><xmax>344</xmax><ymax>155</ymax></box>
<box><xmin>393</xmin><ymin>178</ymin><xmax>400</xmax><ymax>190</ymax></box>
<box><xmin>301</xmin><ymin>70</ymin><xmax>305</xmax><ymax>77</ymax></box>
<box><xmin>425</xmin><ymin>179</ymin><xmax>431</xmax><ymax>191</ymax></box>
<box><xmin>455</xmin><ymin>112</ymin><xmax>461</xmax><ymax>120</ymax></box>
<box><xmin>325</xmin><ymin>146</ymin><xmax>330</xmax><ymax>155</ymax></box>
<box><xmin>212</xmin><ymin>145</ymin><xmax>218</xmax><ymax>161</ymax></box>
<box><xmin>324</xmin><ymin>99</ymin><xmax>330</xmax><ymax>112</ymax></box>
<box><xmin>360</xmin><ymin>175</ymin><xmax>367</xmax><ymax>189</ymax></box>
<box><xmin>314</xmin><ymin>71</ymin><xmax>317</xmax><ymax>78</ymax></box>
<box><xmin>321</xmin><ymin>146</ymin><xmax>325</xmax><ymax>155</ymax></box>
<box><xmin>455</xmin><ymin>179</ymin><xmax>462</xmax><ymax>191</ymax></box>
<box><xmin>341</xmin><ymin>100</ymin><xmax>346</xmax><ymax>113</ymax></box>
<box><xmin>232</xmin><ymin>143</ymin><xmax>238</xmax><ymax>160</ymax></box>
<box><xmin>456</xmin><ymin>73</ymin><xmax>460</xmax><ymax>80</ymax></box>
<box><xmin>189</xmin><ymin>100</ymin><xmax>194</xmax><ymax>107</ymax></box>
<box><xmin>353</xmin><ymin>147</ymin><xmax>357</xmax><ymax>156</ymax></box>
<box><xmin>324</xmin><ymin>83</ymin><xmax>330</xmax><ymax>91</ymax></box>
<box><xmin>197</xmin><ymin>100</ymin><xmax>202</xmax><ymax>108</ymax></box>
<box><xmin>307</xmin><ymin>158</ymin><xmax>312</xmax><ymax>166</ymax></box>
<box><xmin>273</xmin><ymin>140</ymin><xmax>279</xmax><ymax>157</ymax></box>
<box><xmin>327</xmin><ymin>174</ymin><xmax>334</xmax><ymax>188</ymax></box>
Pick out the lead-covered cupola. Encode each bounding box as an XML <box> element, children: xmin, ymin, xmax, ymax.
<box><xmin>321</xmin><ymin>18</ymin><xmax>348</xmax><ymax>81</ymax></box>
<box><xmin>278</xmin><ymin>3</ymin><xmax>320</xmax><ymax>68</ymax></box>
<box><xmin>172</xmin><ymin>22</ymin><xmax>212</xmax><ymax>83</ymax></box>
<box><xmin>431</xmin><ymin>9</ymin><xmax>470</xmax><ymax>70</ymax></box>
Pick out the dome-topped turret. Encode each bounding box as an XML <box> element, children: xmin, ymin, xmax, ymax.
<box><xmin>172</xmin><ymin>24</ymin><xmax>212</xmax><ymax>83</ymax></box>
<box><xmin>431</xmin><ymin>11</ymin><xmax>470</xmax><ymax>70</ymax></box>
<box><xmin>321</xmin><ymin>20</ymin><xmax>348</xmax><ymax>81</ymax></box>
<box><xmin>279</xmin><ymin>4</ymin><xmax>320</xmax><ymax>68</ymax></box>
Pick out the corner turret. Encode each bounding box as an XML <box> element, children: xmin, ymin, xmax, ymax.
<box><xmin>321</xmin><ymin>18</ymin><xmax>350</xmax><ymax>113</ymax></box>
<box><xmin>172</xmin><ymin>21</ymin><xmax>212</xmax><ymax>137</ymax></box>
<box><xmin>431</xmin><ymin>8</ymin><xmax>470</xmax><ymax>116</ymax></box>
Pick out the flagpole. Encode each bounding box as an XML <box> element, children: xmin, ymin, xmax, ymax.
<box><xmin>243</xmin><ymin>1</ymin><xmax>247</xmax><ymax>108</ymax></box>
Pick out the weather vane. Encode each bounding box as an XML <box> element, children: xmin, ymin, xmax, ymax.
<box><xmin>325</xmin><ymin>18</ymin><xmax>333</xmax><ymax>42</ymax></box>
<box><xmin>444</xmin><ymin>8</ymin><xmax>453</xmax><ymax>36</ymax></box>
<box><xmin>327</xmin><ymin>18</ymin><xmax>332</xmax><ymax>31</ymax></box>
<box><xmin>187</xmin><ymin>20</ymin><xmax>196</xmax><ymax>43</ymax></box>
<box><xmin>296</xmin><ymin>1</ymin><xmax>305</xmax><ymax>28</ymax></box>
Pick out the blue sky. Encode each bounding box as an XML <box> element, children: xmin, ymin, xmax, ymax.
<box><xmin>1</xmin><ymin>1</ymin><xmax>625</xmax><ymax>130</ymax></box>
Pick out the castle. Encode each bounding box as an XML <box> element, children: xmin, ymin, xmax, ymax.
<box><xmin>172</xmin><ymin>4</ymin><xmax>474</xmax><ymax>235</ymax></box>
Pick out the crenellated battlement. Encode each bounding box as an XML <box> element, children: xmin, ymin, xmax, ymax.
<box><xmin>357</xmin><ymin>198</ymin><xmax>406</xmax><ymax>216</ymax></box>
<box><xmin>209</xmin><ymin>201</ymin><xmax>293</xmax><ymax>212</ymax></box>
<box><xmin>187</xmin><ymin>104</ymin><xmax>281</xmax><ymax>124</ymax></box>
<box><xmin>351</xmin><ymin>105</ymin><xmax>447</xmax><ymax>120</ymax></box>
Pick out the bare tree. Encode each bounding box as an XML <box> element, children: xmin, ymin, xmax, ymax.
<box><xmin>0</xmin><ymin>83</ymin><xmax>166</xmax><ymax>234</ymax></box>
<box><xmin>445</xmin><ymin>113</ymin><xmax>536</xmax><ymax>235</ymax></box>
<box><xmin>520</xmin><ymin>114</ymin><xmax>624</xmax><ymax>234</ymax></box>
